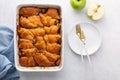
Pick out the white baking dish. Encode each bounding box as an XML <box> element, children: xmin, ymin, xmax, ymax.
<box><xmin>14</xmin><ymin>4</ymin><xmax>64</xmax><ymax>72</ymax></box>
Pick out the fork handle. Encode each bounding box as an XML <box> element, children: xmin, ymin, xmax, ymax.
<box><xmin>81</xmin><ymin>53</ymin><xmax>84</xmax><ymax>63</ymax></box>
<box><xmin>82</xmin><ymin>44</ymin><xmax>92</xmax><ymax>66</ymax></box>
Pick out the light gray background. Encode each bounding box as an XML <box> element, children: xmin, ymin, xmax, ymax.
<box><xmin>0</xmin><ymin>0</ymin><xmax>120</xmax><ymax>80</ymax></box>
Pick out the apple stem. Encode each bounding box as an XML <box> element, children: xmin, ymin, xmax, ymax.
<box><xmin>98</xmin><ymin>5</ymin><xmax>101</xmax><ymax>8</ymax></box>
<box><xmin>77</xmin><ymin>0</ymin><xmax>80</xmax><ymax>1</ymax></box>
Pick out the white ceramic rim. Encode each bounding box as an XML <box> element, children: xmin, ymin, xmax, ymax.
<box><xmin>14</xmin><ymin>4</ymin><xmax>64</xmax><ymax>72</ymax></box>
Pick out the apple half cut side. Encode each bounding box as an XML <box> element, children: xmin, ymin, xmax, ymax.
<box><xmin>87</xmin><ymin>3</ymin><xmax>105</xmax><ymax>20</ymax></box>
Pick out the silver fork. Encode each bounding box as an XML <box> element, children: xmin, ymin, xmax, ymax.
<box><xmin>76</xmin><ymin>24</ymin><xmax>92</xmax><ymax>66</ymax></box>
<box><xmin>76</xmin><ymin>24</ymin><xmax>84</xmax><ymax>62</ymax></box>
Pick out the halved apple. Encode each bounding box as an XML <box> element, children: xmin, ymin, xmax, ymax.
<box><xmin>87</xmin><ymin>3</ymin><xmax>105</xmax><ymax>20</ymax></box>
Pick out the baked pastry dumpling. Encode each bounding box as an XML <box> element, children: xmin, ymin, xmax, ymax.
<box><xmin>20</xmin><ymin>16</ymin><xmax>43</xmax><ymax>28</ymax></box>
<box><xmin>19</xmin><ymin>57</ymin><xmax>35</xmax><ymax>67</ymax></box>
<box><xmin>20</xmin><ymin>16</ymin><xmax>37</xmax><ymax>28</ymax></box>
<box><xmin>55</xmin><ymin>58</ymin><xmax>61</xmax><ymax>66</ymax></box>
<box><xmin>46</xmin><ymin>16</ymin><xmax>56</xmax><ymax>26</ymax></box>
<box><xmin>46</xmin><ymin>43</ymin><xmax>61</xmax><ymax>53</ymax></box>
<box><xmin>20</xmin><ymin>7</ymin><xmax>40</xmax><ymax>17</ymax></box>
<box><xmin>44</xmin><ymin>51</ymin><xmax>60</xmax><ymax>62</ymax></box>
<box><xmin>19</xmin><ymin>39</ymin><xmax>34</xmax><ymax>49</ymax></box>
<box><xmin>28</xmin><ymin>15</ymin><xmax>43</xmax><ymax>27</ymax></box>
<box><xmin>44</xmin><ymin>24</ymin><xmax>60</xmax><ymax>34</ymax></box>
<box><xmin>34</xmin><ymin>53</ymin><xmax>54</xmax><ymax>67</ymax></box>
<box><xmin>49</xmin><ymin>24</ymin><xmax>60</xmax><ymax>34</ymax></box>
<box><xmin>40</xmin><ymin>14</ymin><xmax>56</xmax><ymax>26</ymax></box>
<box><xmin>35</xmin><ymin>37</ymin><xmax>46</xmax><ymax>50</ymax></box>
<box><xmin>44</xmin><ymin>34</ymin><xmax>61</xmax><ymax>43</ymax></box>
<box><xmin>44</xmin><ymin>8</ymin><xmax>60</xmax><ymax>19</ymax></box>
<box><xmin>18</xmin><ymin>28</ymin><xmax>34</xmax><ymax>41</ymax></box>
<box><xmin>30</xmin><ymin>28</ymin><xmax>45</xmax><ymax>37</ymax></box>
<box><xmin>43</xmin><ymin>26</ymin><xmax>50</xmax><ymax>34</ymax></box>
<box><xmin>39</xmin><ymin>14</ymin><xmax>47</xmax><ymax>25</ymax></box>
<box><xmin>22</xmin><ymin>48</ymin><xmax>37</xmax><ymax>57</ymax></box>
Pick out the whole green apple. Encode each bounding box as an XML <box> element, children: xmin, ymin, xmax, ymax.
<box><xmin>70</xmin><ymin>0</ymin><xmax>86</xmax><ymax>10</ymax></box>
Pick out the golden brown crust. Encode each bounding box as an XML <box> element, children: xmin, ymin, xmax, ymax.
<box><xmin>28</xmin><ymin>15</ymin><xmax>43</xmax><ymax>27</ymax></box>
<box><xmin>40</xmin><ymin>14</ymin><xmax>56</xmax><ymax>26</ymax></box>
<box><xmin>18</xmin><ymin>7</ymin><xmax>61</xmax><ymax>67</ymax></box>
<box><xmin>34</xmin><ymin>53</ymin><xmax>54</xmax><ymax>67</ymax></box>
<box><xmin>44</xmin><ymin>51</ymin><xmax>60</xmax><ymax>62</ymax></box>
<box><xmin>20</xmin><ymin>7</ymin><xmax>40</xmax><ymax>17</ymax></box>
<box><xmin>20</xmin><ymin>16</ymin><xmax>37</xmax><ymax>28</ymax></box>
<box><xmin>18</xmin><ymin>28</ymin><xmax>34</xmax><ymax>41</ymax></box>
<box><xmin>19</xmin><ymin>57</ymin><xmax>35</xmax><ymax>67</ymax></box>
<box><xmin>18</xmin><ymin>39</ymin><xmax>34</xmax><ymax>49</ymax></box>
<box><xmin>20</xmin><ymin>16</ymin><xmax>43</xmax><ymax>28</ymax></box>
<box><xmin>46</xmin><ymin>43</ymin><xmax>61</xmax><ymax>53</ymax></box>
<box><xmin>22</xmin><ymin>48</ymin><xmax>37</xmax><ymax>57</ymax></box>
<box><xmin>45</xmin><ymin>8</ymin><xmax>60</xmax><ymax>19</ymax></box>
<box><xmin>55</xmin><ymin>58</ymin><xmax>61</xmax><ymax>66</ymax></box>
<box><xmin>44</xmin><ymin>34</ymin><xmax>61</xmax><ymax>43</ymax></box>
<box><xmin>44</xmin><ymin>24</ymin><xmax>60</xmax><ymax>34</ymax></box>
<box><xmin>30</xmin><ymin>28</ymin><xmax>45</xmax><ymax>37</ymax></box>
<box><xmin>35</xmin><ymin>37</ymin><xmax>46</xmax><ymax>50</ymax></box>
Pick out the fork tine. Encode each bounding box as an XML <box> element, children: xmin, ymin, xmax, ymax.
<box><xmin>76</xmin><ymin>25</ymin><xmax>78</xmax><ymax>34</ymax></box>
<box><xmin>81</xmin><ymin>30</ymin><xmax>86</xmax><ymax>40</ymax></box>
<box><xmin>76</xmin><ymin>24</ymin><xmax>81</xmax><ymax>34</ymax></box>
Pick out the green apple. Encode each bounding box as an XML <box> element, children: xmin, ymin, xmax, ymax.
<box><xmin>70</xmin><ymin>0</ymin><xmax>86</xmax><ymax>10</ymax></box>
<box><xmin>87</xmin><ymin>3</ymin><xmax>105</xmax><ymax>20</ymax></box>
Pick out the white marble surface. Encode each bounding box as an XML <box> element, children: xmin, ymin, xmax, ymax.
<box><xmin>1</xmin><ymin>0</ymin><xmax>120</xmax><ymax>80</ymax></box>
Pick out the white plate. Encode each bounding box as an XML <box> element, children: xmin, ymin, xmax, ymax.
<box><xmin>68</xmin><ymin>23</ymin><xmax>102</xmax><ymax>56</ymax></box>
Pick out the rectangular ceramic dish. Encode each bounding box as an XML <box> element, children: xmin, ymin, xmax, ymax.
<box><xmin>14</xmin><ymin>4</ymin><xmax>64</xmax><ymax>72</ymax></box>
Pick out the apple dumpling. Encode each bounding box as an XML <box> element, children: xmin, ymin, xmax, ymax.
<box><xmin>18</xmin><ymin>28</ymin><xmax>34</xmax><ymax>41</ymax></box>
<box><xmin>18</xmin><ymin>39</ymin><xmax>34</xmax><ymax>49</ymax></box>
<box><xmin>44</xmin><ymin>34</ymin><xmax>61</xmax><ymax>43</ymax></box>
<box><xmin>44</xmin><ymin>8</ymin><xmax>60</xmax><ymax>19</ymax></box>
<box><xmin>35</xmin><ymin>36</ymin><xmax>46</xmax><ymax>50</ymax></box>
<box><xmin>19</xmin><ymin>7</ymin><xmax>40</xmax><ymax>17</ymax></box>
<box><xmin>34</xmin><ymin>53</ymin><xmax>54</xmax><ymax>67</ymax></box>
<box><xmin>20</xmin><ymin>16</ymin><xmax>43</xmax><ymax>28</ymax></box>
<box><xmin>30</xmin><ymin>28</ymin><xmax>45</xmax><ymax>37</ymax></box>
<box><xmin>19</xmin><ymin>57</ymin><xmax>35</xmax><ymax>67</ymax></box>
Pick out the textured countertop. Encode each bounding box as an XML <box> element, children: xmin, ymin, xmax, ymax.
<box><xmin>0</xmin><ymin>0</ymin><xmax>120</xmax><ymax>80</ymax></box>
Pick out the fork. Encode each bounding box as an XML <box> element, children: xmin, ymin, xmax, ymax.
<box><xmin>76</xmin><ymin>24</ymin><xmax>84</xmax><ymax>62</ymax></box>
<box><xmin>76</xmin><ymin>24</ymin><xmax>92</xmax><ymax>66</ymax></box>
